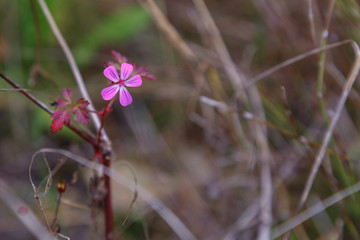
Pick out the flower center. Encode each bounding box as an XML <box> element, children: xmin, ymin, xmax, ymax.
<box><xmin>118</xmin><ymin>80</ymin><xmax>125</xmax><ymax>86</ymax></box>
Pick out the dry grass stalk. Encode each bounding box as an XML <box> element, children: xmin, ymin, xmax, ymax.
<box><xmin>284</xmin><ymin>41</ymin><xmax>360</xmax><ymax>238</ymax></box>
<box><xmin>306</xmin><ymin>0</ymin><xmax>317</xmax><ymax>45</ymax></box>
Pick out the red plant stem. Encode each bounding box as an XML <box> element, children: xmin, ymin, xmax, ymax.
<box><xmin>96</xmin><ymin>99</ymin><xmax>114</xmax><ymax>239</ymax></box>
<box><xmin>96</xmin><ymin>98</ymin><xmax>115</xmax><ymax>145</ymax></box>
<box><xmin>102</xmin><ymin>152</ymin><xmax>113</xmax><ymax>240</ymax></box>
<box><xmin>0</xmin><ymin>72</ymin><xmax>97</xmax><ymax>146</ymax></box>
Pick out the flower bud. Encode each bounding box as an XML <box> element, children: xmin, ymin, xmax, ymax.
<box><xmin>56</xmin><ymin>180</ymin><xmax>67</xmax><ymax>193</ymax></box>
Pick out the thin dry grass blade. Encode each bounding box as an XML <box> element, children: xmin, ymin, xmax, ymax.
<box><xmin>28</xmin><ymin>150</ymin><xmax>53</xmax><ymax>230</ymax></box>
<box><xmin>306</xmin><ymin>0</ymin><xmax>317</xmax><ymax>45</ymax></box>
<box><xmin>272</xmin><ymin>180</ymin><xmax>360</xmax><ymax>239</ymax></box>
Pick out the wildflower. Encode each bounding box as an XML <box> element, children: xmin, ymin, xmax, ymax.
<box><xmin>101</xmin><ymin>63</ymin><xmax>142</xmax><ymax>106</ymax></box>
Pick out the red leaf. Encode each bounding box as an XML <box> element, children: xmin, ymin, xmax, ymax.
<box><xmin>72</xmin><ymin>98</ymin><xmax>90</xmax><ymax>124</ymax></box>
<box><xmin>62</xmin><ymin>88</ymin><xmax>74</xmax><ymax>102</ymax></box>
<box><xmin>50</xmin><ymin>110</ymin><xmax>71</xmax><ymax>133</ymax></box>
<box><xmin>56</xmin><ymin>97</ymin><xmax>68</xmax><ymax>109</ymax></box>
<box><xmin>50</xmin><ymin>89</ymin><xmax>91</xmax><ymax>133</ymax></box>
<box><xmin>55</xmin><ymin>89</ymin><xmax>74</xmax><ymax>110</ymax></box>
<box><xmin>75</xmin><ymin>110</ymin><xmax>89</xmax><ymax>124</ymax></box>
<box><xmin>77</xmin><ymin>98</ymin><xmax>90</xmax><ymax>108</ymax></box>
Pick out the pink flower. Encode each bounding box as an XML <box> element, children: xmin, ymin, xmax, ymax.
<box><xmin>101</xmin><ymin>63</ymin><xmax>142</xmax><ymax>106</ymax></box>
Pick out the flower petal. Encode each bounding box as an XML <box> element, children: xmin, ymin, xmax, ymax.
<box><xmin>124</xmin><ymin>74</ymin><xmax>142</xmax><ymax>87</ymax></box>
<box><xmin>119</xmin><ymin>86</ymin><xmax>132</xmax><ymax>106</ymax></box>
<box><xmin>120</xmin><ymin>63</ymin><xmax>133</xmax><ymax>80</ymax></box>
<box><xmin>103</xmin><ymin>66</ymin><xmax>119</xmax><ymax>82</ymax></box>
<box><xmin>101</xmin><ymin>85</ymin><xmax>119</xmax><ymax>100</ymax></box>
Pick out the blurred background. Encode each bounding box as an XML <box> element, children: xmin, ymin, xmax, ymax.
<box><xmin>2</xmin><ymin>0</ymin><xmax>360</xmax><ymax>239</ymax></box>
